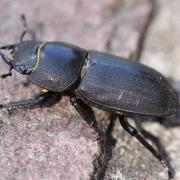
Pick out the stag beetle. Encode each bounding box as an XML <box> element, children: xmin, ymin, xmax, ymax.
<box><xmin>0</xmin><ymin>15</ymin><xmax>179</xmax><ymax>178</ymax></box>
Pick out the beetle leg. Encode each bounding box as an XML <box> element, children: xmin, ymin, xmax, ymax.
<box><xmin>0</xmin><ymin>92</ymin><xmax>54</xmax><ymax>111</ymax></box>
<box><xmin>119</xmin><ymin>115</ymin><xmax>173</xmax><ymax>179</ymax></box>
<box><xmin>135</xmin><ymin>120</ymin><xmax>174</xmax><ymax>178</ymax></box>
<box><xmin>70</xmin><ymin>95</ymin><xmax>99</xmax><ymax>132</ymax></box>
<box><xmin>1</xmin><ymin>66</ymin><xmax>13</xmax><ymax>79</ymax></box>
<box><xmin>20</xmin><ymin>14</ymin><xmax>36</xmax><ymax>42</ymax></box>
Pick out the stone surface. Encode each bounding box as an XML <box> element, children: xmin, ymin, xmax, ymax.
<box><xmin>0</xmin><ymin>99</ymin><xmax>100</xmax><ymax>180</ymax></box>
<box><xmin>0</xmin><ymin>0</ymin><xmax>172</xmax><ymax>180</ymax></box>
<box><xmin>140</xmin><ymin>0</ymin><xmax>180</xmax><ymax>179</ymax></box>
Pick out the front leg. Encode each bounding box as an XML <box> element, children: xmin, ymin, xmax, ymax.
<box><xmin>0</xmin><ymin>92</ymin><xmax>56</xmax><ymax>111</ymax></box>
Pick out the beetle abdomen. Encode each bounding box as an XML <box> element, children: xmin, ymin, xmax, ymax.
<box><xmin>77</xmin><ymin>51</ymin><xmax>179</xmax><ymax>116</ymax></box>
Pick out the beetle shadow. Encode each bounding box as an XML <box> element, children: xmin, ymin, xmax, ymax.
<box><xmin>137</xmin><ymin>78</ymin><xmax>180</xmax><ymax>128</ymax></box>
<box><xmin>40</xmin><ymin>92</ymin><xmax>62</xmax><ymax>108</ymax></box>
<box><xmin>134</xmin><ymin>108</ymin><xmax>180</xmax><ymax>128</ymax></box>
<box><xmin>159</xmin><ymin>78</ymin><xmax>180</xmax><ymax>127</ymax></box>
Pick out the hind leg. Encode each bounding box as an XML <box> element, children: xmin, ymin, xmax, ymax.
<box><xmin>118</xmin><ymin>114</ymin><xmax>173</xmax><ymax>179</ymax></box>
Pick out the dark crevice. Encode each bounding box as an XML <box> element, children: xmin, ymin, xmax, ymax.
<box><xmin>104</xmin><ymin>0</ymin><xmax>124</xmax><ymax>53</ymax></box>
<box><xmin>105</xmin><ymin>0</ymin><xmax>157</xmax><ymax>60</ymax></box>
<box><xmin>105</xmin><ymin>23</ymin><xmax>118</xmax><ymax>53</ymax></box>
<box><xmin>135</xmin><ymin>0</ymin><xmax>157</xmax><ymax>61</ymax></box>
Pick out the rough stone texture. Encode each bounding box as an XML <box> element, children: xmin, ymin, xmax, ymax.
<box><xmin>0</xmin><ymin>99</ymin><xmax>100</xmax><ymax>180</ymax></box>
<box><xmin>0</xmin><ymin>0</ymin><xmax>171</xmax><ymax>180</ymax></box>
<box><xmin>140</xmin><ymin>0</ymin><xmax>180</xmax><ymax>179</ymax></box>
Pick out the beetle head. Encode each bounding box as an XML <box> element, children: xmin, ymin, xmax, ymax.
<box><xmin>0</xmin><ymin>15</ymin><xmax>39</xmax><ymax>78</ymax></box>
<box><xmin>0</xmin><ymin>41</ymin><xmax>41</xmax><ymax>77</ymax></box>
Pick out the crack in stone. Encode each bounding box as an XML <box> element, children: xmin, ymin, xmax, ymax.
<box><xmin>135</xmin><ymin>0</ymin><xmax>157</xmax><ymax>61</ymax></box>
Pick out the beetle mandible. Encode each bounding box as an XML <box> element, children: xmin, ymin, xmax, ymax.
<box><xmin>0</xmin><ymin>15</ymin><xmax>179</xmax><ymax>178</ymax></box>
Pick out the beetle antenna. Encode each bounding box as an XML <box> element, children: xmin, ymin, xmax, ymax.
<box><xmin>20</xmin><ymin>14</ymin><xmax>36</xmax><ymax>42</ymax></box>
<box><xmin>0</xmin><ymin>50</ymin><xmax>13</xmax><ymax>78</ymax></box>
<box><xmin>0</xmin><ymin>66</ymin><xmax>13</xmax><ymax>79</ymax></box>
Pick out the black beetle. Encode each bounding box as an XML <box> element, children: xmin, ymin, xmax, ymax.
<box><xmin>0</xmin><ymin>15</ymin><xmax>179</xmax><ymax>178</ymax></box>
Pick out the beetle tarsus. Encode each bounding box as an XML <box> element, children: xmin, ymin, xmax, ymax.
<box><xmin>0</xmin><ymin>72</ymin><xmax>12</xmax><ymax>79</ymax></box>
<box><xmin>0</xmin><ymin>66</ymin><xmax>13</xmax><ymax>79</ymax></box>
<box><xmin>161</xmin><ymin>160</ymin><xmax>174</xmax><ymax>179</ymax></box>
<box><xmin>119</xmin><ymin>115</ymin><xmax>174</xmax><ymax>179</ymax></box>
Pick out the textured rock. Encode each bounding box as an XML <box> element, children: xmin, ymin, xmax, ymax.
<box><xmin>140</xmin><ymin>0</ymin><xmax>180</xmax><ymax>179</ymax></box>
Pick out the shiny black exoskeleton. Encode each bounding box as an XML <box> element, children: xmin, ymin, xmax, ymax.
<box><xmin>0</xmin><ymin>15</ymin><xmax>179</xmax><ymax>179</ymax></box>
